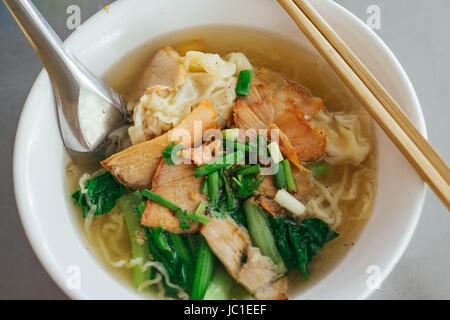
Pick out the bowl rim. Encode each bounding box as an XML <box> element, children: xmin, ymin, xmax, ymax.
<box><xmin>13</xmin><ymin>0</ymin><xmax>427</xmax><ymax>300</ymax></box>
<box><xmin>324</xmin><ymin>0</ymin><xmax>427</xmax><ymax>299</ymax></box>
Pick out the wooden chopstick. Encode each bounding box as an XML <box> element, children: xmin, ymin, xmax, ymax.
<box><xmin>278</xmin><ymin>0</ymin><xmax>450</xmax><ymax>210</ymax></box>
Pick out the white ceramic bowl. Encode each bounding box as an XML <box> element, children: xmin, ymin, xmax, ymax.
<box><xmin>14</xmin><ymin>0</ymin><xmax>426</xmax><ymax>299</ymax></box>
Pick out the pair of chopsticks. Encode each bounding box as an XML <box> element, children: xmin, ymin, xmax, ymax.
<box><xmin>278</xmin><ymin>0</ymin><xmax>450</xmax><ymax>210</ymax></box>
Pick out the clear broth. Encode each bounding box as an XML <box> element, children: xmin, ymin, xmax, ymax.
<box><xmin>67</xmin><ymin>24</ymin><xmax>376</xmax><ymax>298</ymax></box>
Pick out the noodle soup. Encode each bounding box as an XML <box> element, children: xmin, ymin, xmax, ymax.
<box><xmin>66</xmin><ymin>25</ymin><xmax>376</xmax><ymax>299</ymax></box>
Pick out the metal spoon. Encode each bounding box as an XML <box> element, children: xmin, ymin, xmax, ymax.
<box><xmin>4</xmin><ymin>0</ymin><xmax>127</xmax><ymax>164</ymax></box>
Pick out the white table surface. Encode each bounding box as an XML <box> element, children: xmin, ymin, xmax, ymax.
<box><xmin>0</xmin><ymin>0</ymin><xmax>448</xmax><ymax>299</ymax></box>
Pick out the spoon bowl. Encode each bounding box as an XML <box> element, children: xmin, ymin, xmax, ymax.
<box><xmin>4</xmin><ymin>0</ymin><xmax>127</xmax><ymax>159</ymax></box>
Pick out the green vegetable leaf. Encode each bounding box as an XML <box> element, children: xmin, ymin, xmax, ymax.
<box><xmin>269</xmin><ymin>217</ymin><xmax>339</xmax><ymax>278</ymax></box>
<box><xmin>268</xmin><ymin>217</ymin><xmax>296</xmax><ymax>270</ymax></box>
<box><xmin>231</xmin><ymin>174</ymin><xmax>265</xmax><ymax>198</ymax></box>
<box><xmin>175</xmin><ymin>209</ymin><xmax>194</xmax><ymax>230</ymax></box>
<box><xmin>147</xmin><ymin>227</ymin><xmax>191</xmax><ymax>293</ymax></box>
<box><xmin>71</xmin><ymin>172</ymin><xmax>126</xmax><ymax>218</ymax></box>
<box><xmin>162</xmin><ymin>142</ymin><xmax>183</xmax><ymax>166</ymax></box>
<box><xmin>305</xmin><ymin>161</ymin><xmax>330</xmax><ymax>177</ymax></box>
<box><xmin>229</xmin><ymin>206</ymin><xmax>248</xmax><ymax>228</ymax></box>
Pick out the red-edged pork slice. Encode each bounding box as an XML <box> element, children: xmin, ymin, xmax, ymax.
<box><xmin>274</xmin><ymin>83</ymin><xmax>323</xmax><ymax>120</ymax></box>
<box><xmin>101</xmin><ymin>100</ymin><xmax>217</xmax><ymax>189</ymax></box>
<box><xmin>238</xmin><ymin>84</ymin><xmax>274</xmax><ymax>125</ymax></box>
<box><xmin>140</xmin><ymin>161</ymin><xmax>206</xmax><ymax>233</ymax></box>
<box><xmin>268</xmin><ymin>124</ymin><xmax>306</xmax><ymax>171</ymax></box>
<box><xmin>274</xmin><ymin>106</ymin><xmax>327</xmax><ymax>162</ymax></box>
<box><xmin>232</xmin><ymin>103</ymin><xmax>268</xmax><ymax>140</ymax></box>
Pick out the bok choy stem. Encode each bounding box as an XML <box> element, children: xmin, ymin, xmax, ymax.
<box><xmin>243</xmin><ymin>199</ymin><xmax>287</xmax><ymax>274</ymax></box>
<box><xmin>118</xmin><ymin>191</ymin><xmax>152</xmax><ymax>288</ymax></box>
<box><xmin>191</xmin><ymin>238</ymin><xmax>215</xmax><ymax>300</ymax></box>
<box><xmin>203</xmin><ymin>263</ymin><xmax>233</xmax><ymax>300</ymax></box>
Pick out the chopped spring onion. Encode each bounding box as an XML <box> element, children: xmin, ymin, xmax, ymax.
<box><xmin>243</xmin><ymin>199</ymin><xmax>287</xmax><ymax>274</ymax></box>
<box><xmin>201</xmin><ymin>178</ymin><xmax>208</xmax><ymax>194</ymax></box>
<box><xmin>305</xmin><ymin>161</ymin><xmax>330</xmax><ymax>177</ymax></box>
<box><xmin>141</xmin><ymin>189</ymin><xmax>179</xmax><ymax>212</ymax></box>
<box><xmin>207</xmin><ymin>171</ymin><xmax>220</xmax><ymax>205</ymax></box>
<box><xmin>194</xmin><ymin>151</ymin><xmax>244</xmax><ymax>177</ymax></box>
<box><xmin>141</xmin><ymin>190</ymin><xmax>209</xmax><ymax>225</ymax></box>
<box><xmin>235</xmin><ymin>69</ymin><xmax>253</xmax><ymax>96</ymax></box>
<box><xmin>222</xmin><ymin>128</ymin><xmax>240</xmax><ymax>141</ymax></box>
<box><xmin>268</xmin><ymin>141</ymin><xmax>284</xmax><ymax>164</ymax></box>
<box><xmin>234</xmin><ymin>164</ymin><xmax>261</xmax><ymax>176</ymax></box>
<box><xmin>223</xmin><ymin>139</ymin><xmax>250</xmax><ymax>153</ymax></box>
<box><xmin>274</xmin><ymin>189</ymin><xmax>306</xmax><ymax>218</ymax></box>
<box><xmin>191</xmin><ymin>238</ymin><xmax>215</xmax><ymax>300</ymax></box>
<box><xmin>273</xmin><ymin>161</ymin><xmax>287</xmax><ymax>189</ymax></box>
<box><xmin>282</xmin><ymin>159</ymin><xmax>296</xmax><ymax>192</ymax></box>
<box><xmin>219</xmin><ymin>169</ymin><xmax>238</xmax><ymax>210</ymax></box>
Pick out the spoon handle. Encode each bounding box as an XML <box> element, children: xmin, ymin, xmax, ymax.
<box><xmin>3</xmin><ymin>0</ymin><xmax>71</xmax><ymax>78</ymax></box>
<box><xmin>4</xmin><ymin>0</ymin><xmax>126</xmax><ymax>153</ymax></box>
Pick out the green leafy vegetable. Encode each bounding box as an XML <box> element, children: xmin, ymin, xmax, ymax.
<box><xmin>71</xmin><ymin>171</ymin><xmax>126</xmax><ymax>218</ymax></box>
<box><xmin>305</xmin><ymin>161</ymin><xmax>330</xmax><ymax>177</ymax></box>
<box><xmin>268</xmin><ymin>217</ymin><xmax>296</xmax><ymax>270</ymax></box>
<box><xmin>185</xmin><ymin>234</ymin><xmax>200</xmax><ymax>261</ymax></box>
<box><xmin>269</xmin><ymin>217</ymin><xmax>339</xmax><ymax>278</ymax></box>
<box><xmin>147</xmin><ymin>227</ymin><xmax>192</xmax><ymax>292</ymax></box>
<box><xmin>162</xmin><ymin>142</ymin><xmax>183</xmax><ymax>166</ymax></box>
<box><xmin>231</xmin><ymin>174</ymin><xmax>264</xmax><ymax>198</ymax></box>
<box><xmin>230</xmin><ymin>205</ymin><xmax>248</xmax><ymax>228</ymax></box>
<box><xmin>168</xmin><ymin>233</ymin><xmax>195</xmax><ymax>288</ymax></box>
